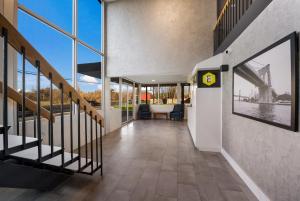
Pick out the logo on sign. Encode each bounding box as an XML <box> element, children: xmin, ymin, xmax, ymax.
<box><xmin>202</xmin><ymin>72</ymin><xmax>216</xmax><ymax>86</ymax></box>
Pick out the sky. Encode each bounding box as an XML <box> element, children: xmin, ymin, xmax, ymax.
<box><xmin>234</xmin><ymin>40</ymin><xmax>292</xmax><ymax>97</ymax></box>
<box><xmin>17</xmin><ymin>0</ymin><xmax>102</xmax><ymax>92</ymax></box>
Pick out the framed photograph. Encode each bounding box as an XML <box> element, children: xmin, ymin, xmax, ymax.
<box><xmin>232</xmin><ymin>32</ymin><xmax>298</xmax><ymax>131</ymax></box>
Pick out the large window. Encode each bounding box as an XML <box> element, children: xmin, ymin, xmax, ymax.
<box><xmin>78</xmin><ymin>0</ymin><xmax>102</xmax><ymax>50</ymax></box>
<box><xmin>141</xmin><ymin>86</ymin><xmax>147</xmax><ymax>104</ymax></box>
<box><xmin>18</xmin><ymin>0</ymin><xmax>73</xmax><ymax>33</ymax></box>
<box><xmin>159</xmin><ymin>85</ymin><xmax>177</xmax><ymax>104</ymax></box>
<box><xmin>128</xmin><ymin>85</ymin><xmax>134</xmax><ymax>121</ymax></box>
<box><xmin>146</xmin><ymin>86</ymin><xmax>154</xmax><ymax>104</ymax></box>
<box><xmin>135</xmin><ymin>84</ymin><xmax>139</xmax><ymax>104</ymax></box>
<box><xmin>18</xmin><ymin>9</ymin><xmax>73</xmax><ymax>114</ymax></box>
<box><xmin>140</xmin><ymin>84</ymin><xmax>178</xmax><ymax>105</ymax></box>
<box><xmin>110</xmin><ymin>78</ymin><xmax>120</xmax><ymax>108</ymax></box>
<box><xmin>77</xmin><ymin>44</ymin><xmax>102</xmax><ymax>109</ymax></box>
<box><xmin>142</xmin><ymin>85</ymin><xmax>159</xmax><ymax>104</ymax></box>
<box><xmin>17</xmin><ymin>0</ymin><xmax>103</xmax><ymax>110</ymax></box>
<box><xmin>122</xmin><ymin>80</ymin><xmax>134</xmax><ymax>123</ymax></box>
<box><xmin>18</xmin><ymin>10</ymin><xmax>73</xmax><ymax>82</ymax></box>
<box><xmin>183</xmin><ymin>85</ymin><xmax>191</xmax><ymax>104</ymax></box>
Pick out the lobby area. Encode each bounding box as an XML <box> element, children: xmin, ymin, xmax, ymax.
<box><xmin>0</xmin><ymin>0</ymin><xmax>300</xmax><ymax>201</ymax></box>
<box><xmin>0</xmin><ymin>120</ymin><xmax>257</xmax><ymax>201</ymax></box>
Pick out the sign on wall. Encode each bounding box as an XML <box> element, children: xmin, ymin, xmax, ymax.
<box><xmin>197</xmin><ymin>70</ymin><xmax>221</xmax><ymax>88</ymax></box>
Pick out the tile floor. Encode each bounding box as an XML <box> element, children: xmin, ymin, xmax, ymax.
<box><xmin>0</xmin><ymin>120</ymin><xmax>257</xmax><ymax>201</ymax></box>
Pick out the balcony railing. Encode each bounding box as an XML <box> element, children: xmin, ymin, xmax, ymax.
<box><xmin>214</xmin><ymin>0</ymin><xmax>254</xmax><ymax>50</ymax></box>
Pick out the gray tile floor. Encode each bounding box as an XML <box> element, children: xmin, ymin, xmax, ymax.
<box><xmin>0</xmin><ymin>120</ymin><xmax>257</xmax><ymax>201</ymax></box>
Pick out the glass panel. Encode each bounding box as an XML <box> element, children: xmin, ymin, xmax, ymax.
<box><xmin>121</xmin><ymin>84</ymin><xmax>128</xmax><ymax>123</ymax></box>
<box><xmin>18</xmin><ymin>10</ymin><xmax>73</xmax><ymax>83</ymax></box>
<box><xmin>17</xmin><ymin>54</ymin><xmax>37</xmax><ymax>118</ymax></box>
<box><xmin>128</xmin><ymin>85</ymin><xmax>133</xmax><ymax>120</ymax></box>
<box><xmin>17</xmin><ymin>55</ymin><xmax>69</xmax><ymax>118</ymax></box>
<box><xmin>184</xmin><ymin>85</ymin><xmax>191</xmax><ymax>104</ymax></box>
<box><xmin>153</xmin><ymin>85</ymin><xmax>159</xmax><ymax>104</ymax></box>
<box><xmin>18</xmin><ymin>0</ymin><xmax>72</xmax><ymax>33</ymax></box>
<box><xmin>135</xmin><ymin>85</ymin><xmax>139</xmax><ymax>104</ymax></box>
<box><xmin>146</xmin><ymin>86</ymin><xmax>159</xmax><ymax>104</ymax></box>
<box><xmin>146</xmin><ymin>87</ymin><xmax>154</xmax><ymax>104</ymax></box>
<box><xmin>77</xmin><ymin>44</ymin><xmax>102</xmax><ymax>110</ymax></box>
<box><xmin>160</xmin><ymin>86</ymin><xmax>177</xmax><ymax>104</ymax></box>
<box><xmin>141</xmin><ymin>86</ymin><xmax>147</xmax><ymax>104</ymax></box>
<box><xmin>78</xmin><ymin>0</ymin><xmax>101</xmax><ymax>50</ymax></box>
<box><xmin>111</xmin><ymin>80</ymin><xmax>120</xmax><ymax>108</ymax></box>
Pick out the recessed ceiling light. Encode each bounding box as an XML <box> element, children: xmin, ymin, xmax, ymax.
<box><xmin>152</xmin><ymin>80</ymin><xmax>155</xmax><ymax>82</ymax></box>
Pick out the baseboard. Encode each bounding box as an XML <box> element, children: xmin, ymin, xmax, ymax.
<box><xmin>187</xmin><ymin>126</ymin><xmax>197</xmax><ymax>148</ymax></box>
<box><xmin>198</xmin><ymin>146</ymin><xmax>220</xmax><ymax>152</ymax></box>
<box><xmin>221</xmin><ymin>148</ymin><xmax>270</xmax><ymax>201</ymax></box>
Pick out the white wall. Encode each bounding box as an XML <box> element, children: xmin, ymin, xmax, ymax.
<box><xmin>222</xmin><ymin>0</ymin><xmax>300</xmax><ymax>200</ymax></box>
<box><xmin>106</xmin><ymin>0</ymin><xmax>216</xmax><ymax>78</ymax></box>
<box><xmin>107</xmin><ymin>107</ymin><xmax>122</xmax><ymax>133</ymax></box>
<box><xmin>150</xmin><ymin>104</ymin><xmax>174</xmax><ymax>113</ymax></box>
<box><xmin>104</xmin><ymin>77</ymin><xmax>123</xmax><ymax>133</ymax></box>
<box><xmin>188</xmin><ymin>54</ymin><xmax>223</xmax><ymax>152</ymax></box>
<box><xmin>196</xmin><ymin>87</ymin><xmax>221</xmax><ymax>152</ymax></box>
<box><xmin>19</xmin><ymin>111</ymin><xmax>103</xmax><ymax>152</ymax></box>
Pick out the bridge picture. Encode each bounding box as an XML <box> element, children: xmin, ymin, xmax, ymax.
<box><xmin>232</xmin><ymin>38</ymin><xmax>295</xmax><ymax>129</ymax></box>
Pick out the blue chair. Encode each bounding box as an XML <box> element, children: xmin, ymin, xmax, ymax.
<box><xmin>138</xmin><ymin>104</ymin><xmax>152</xmax><ymax>119</ymax></box>
<box><xmin>170</xmin><ymin>104</ymin><xmax>183</xmax><ymax>120</ymax></box>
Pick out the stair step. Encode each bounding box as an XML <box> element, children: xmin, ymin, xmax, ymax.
<box><xmin>80</xmin><ymin>161</ymin><xmax>100</xmax><ymax>174</ymax></box>
<box><xmin>1</xmin><ymin>135</ymin><xmax>101</xmax><ymax>175</ymax></box>
<box><xmin>65</xmin><ymin>157</ymin><xmax>91</xmax><ymax>171</ymax></box>
<box><xmin>43</xmin><ymin>151</ymin><xmax>79</xmax><ymax>167</ymax></box>
<box><xmin>10</xmin><ymin>145</ymin><xmax>61</xmax><ymax>161</ymax></box>
<box><xmin>0</xmin><ymin>134</ymin><xmax>38</xmax><ymax>151</ymax></box>
<box><xmin>44</xmin><ymin>152</ymin><xmax>99</xmax><ymax>174</ymax></box>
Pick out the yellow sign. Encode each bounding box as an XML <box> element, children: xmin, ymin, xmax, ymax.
<box><xmin>202</xmin><ymin>72</ymin><xmax>216</xmax><ymax>86</ymax></box>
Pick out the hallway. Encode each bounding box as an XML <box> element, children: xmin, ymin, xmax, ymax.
<box><xmin>0</xmin><ymin>120</ymin><xmax>257</xmax><ymax>201</ymax></box>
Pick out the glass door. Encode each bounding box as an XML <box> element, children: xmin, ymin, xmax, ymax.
<box><xmin>121</xmin><ymin>82</ymin><xmax>134</xmax><ymax>123</ymax></box>
<box><xmin>122</xmin><ymin>84</ymin><xmax>128</xmax><ymax>123</ymax></box>
<box><xmin>128</xmin><ymin>85</ymin><xmax>133</xmax><ymax>121</ymax></box>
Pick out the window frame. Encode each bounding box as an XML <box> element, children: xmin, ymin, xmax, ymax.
<box><xmin>17</xmin><ymin>0</ymin><xmax>104</xmax><ymax>110</ymax></box>
<box><xmin>141</xmin><ymin>84</ymin><xmax>178</xmax><ymax>105</ymax></box>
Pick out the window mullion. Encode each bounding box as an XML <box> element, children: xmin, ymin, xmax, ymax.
<box><xmin>73</xmin><ymin>0</ymin><xmax>78</xmax><ymax>90</ymax></box>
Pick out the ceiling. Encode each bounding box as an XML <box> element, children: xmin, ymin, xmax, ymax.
<box><xmin>106</xmin><ymin>0</ymin><xmax>215</xmax><ymax>82</ymax></box>
<box><xmin>125</xmin><ymin>74</ymin><xmax>188</xmax><ymax>84</ymax></box>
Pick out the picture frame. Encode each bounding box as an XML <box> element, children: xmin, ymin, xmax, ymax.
<box><xmin>232</xmin><ymin>32</ymin><xmax>299</xmax><ymax>131</ymax></box>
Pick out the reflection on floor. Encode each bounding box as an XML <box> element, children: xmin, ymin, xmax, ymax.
<box><xmin>0</xmin><ymin>120</ymin><xmax>257</xmax><ymax>201</ymax></box>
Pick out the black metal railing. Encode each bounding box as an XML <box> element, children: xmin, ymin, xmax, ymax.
<box><xmin>2</xmin><ymin>28</ymin><xmax>9</xmax><ymax>155</ymax></box>
<box><xmin>214</xmin><ymin>0</ymin><xmax>254</xmax><ymax>50</ymax></box>
<box><xmin>0</xmin><ymin>13</ymin><xmax>103</xmax><ymax>175</ymax></box>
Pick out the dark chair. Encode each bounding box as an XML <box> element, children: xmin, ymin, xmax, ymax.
<box><xmin>0</xmin><ymin>125</ymin><xmax>11</xmax><ymax>134</ymax></box>
<box><xmin>170</xmin><ymin>104</ymin><xmax>183</xmax><ymax>120</ymax></box>
<box><xmin>138</xmin><ymin>104</ymin><xmax>152</xmax><ymax>119</ymax></box>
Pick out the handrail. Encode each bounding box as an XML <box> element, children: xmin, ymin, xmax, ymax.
<box><xmin>0</xmin><ymin>81</ymin><xmax>54</xmax><ymax>122</ymax></box>
<box><xmin>214</xmin><ymin>0</ymin><xmax>232</xmax><ymax>30</ymax></box>
<box><xmin>0</xmin><ymin>13</ymin><xmax>104</xmax><ymax>126</ymax></box>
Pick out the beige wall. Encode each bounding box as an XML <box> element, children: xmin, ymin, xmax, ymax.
<box><xmin>222</xmin><ymin>0</ymin><xmax>300</xmax><ymax>200</ymax></box>
<box><xmin>106</xmin><ymin>0</ymin><xmax>216</xmax><ymax>79</ymax></box>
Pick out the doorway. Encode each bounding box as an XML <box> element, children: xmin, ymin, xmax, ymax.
<box><xmin>121</xmin><ymin>83</ymin><xmax>134</xmax><ymax>123</ymax></box>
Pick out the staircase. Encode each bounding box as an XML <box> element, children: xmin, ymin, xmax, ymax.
<box><xmin>0</xmin><ymin>13</ymin><xmax>103</xmax><ymax>189</ymax></box>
